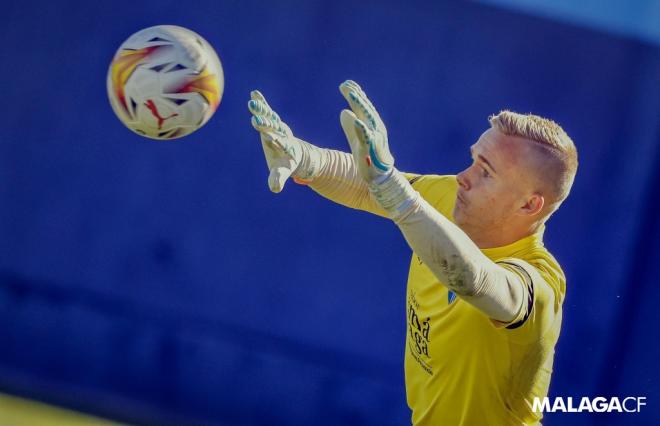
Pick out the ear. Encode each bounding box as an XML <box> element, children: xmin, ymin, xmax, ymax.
<box><xmin>520</xmin><ymin>193</ymin><xmax>544</xmax><ymax>216</ymax></box>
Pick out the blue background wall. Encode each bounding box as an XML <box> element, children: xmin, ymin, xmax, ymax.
<box><xmin>1</xmin><ymin>1</ymin><xmax>659</xmax><ymax>425</ymax></box>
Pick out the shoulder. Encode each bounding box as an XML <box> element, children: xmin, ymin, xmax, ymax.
<box><xmin>403</xmin><ymin>173</ymin><xmax>456</xmax><ymax>189</ymax></box>
<box><xmin>516</xmin><ymin>248</ymin><xmax>567</xmax><ymax>310</ymax></box>
<box><xmin>494</xmin><ymin>256</ymin><xmax>565</xmax><ymax>343</ymax></box>
<box><xmin>402</xmin><ymin>173</ymin><xmax>458</xmax><ymax>216</ymax></box>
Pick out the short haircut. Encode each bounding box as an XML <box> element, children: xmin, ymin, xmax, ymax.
<box><xmin>489</xmin><ymin>110</ymin><xmax>578</xmax><ymax>208</ymax></box>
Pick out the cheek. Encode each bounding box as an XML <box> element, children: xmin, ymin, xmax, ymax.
<box><xmin>472</xmin><ymin>186</ymin><xmax>498</xmax><ymax>207</ymax></box>
<box><xmin>491</xmin><ymin>190</ymin><xmax>520</xmax><ymax>213</ymax></box>
<box><xmin>472</xmin><ymin>186</ymin><xmax>515</xmax><ymax>215</ymax></box>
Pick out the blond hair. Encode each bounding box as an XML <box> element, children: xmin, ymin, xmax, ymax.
<box><xmin>489</xmin><ymin>110</ymin><xmax>578</xmax><ymax>207</ymax></box>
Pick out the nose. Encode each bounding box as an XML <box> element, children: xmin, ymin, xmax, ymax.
<box><xmin>457</xmin><ymin>168</ymin><xmax>471</xmax><ymax>190</ymax></box>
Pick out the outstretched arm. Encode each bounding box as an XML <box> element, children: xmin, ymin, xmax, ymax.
<box><xmin>308</xmin><ymin>149</ymin><xmax>389</xmax><ymax>217</ymax></box>
<box><xmin>338</xmin><ymin>80</ymin><xmax>529</xmax><ymax>324</ymax></box>
<box><xmin>248</xmin><ymin>90</ymin><xmax>388</xmax><ymax>216</ymax></box>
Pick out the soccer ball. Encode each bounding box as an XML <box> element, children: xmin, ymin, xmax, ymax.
<box><xmin>107</xmin><ymin>25</ymin><xmax>224</xmax><ymax>140</ymax></box>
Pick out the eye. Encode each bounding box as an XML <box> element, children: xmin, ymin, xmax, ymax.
<box><xmin>481</xmin><ymin>167</ymin><xmax>490</xmax><ymax>178</ymax></box>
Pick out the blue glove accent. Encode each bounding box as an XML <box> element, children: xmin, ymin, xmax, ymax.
<box><xmin>369</xmin><ymin>142</ymin><xmax>390</xmax><ymax>172</ymax></box>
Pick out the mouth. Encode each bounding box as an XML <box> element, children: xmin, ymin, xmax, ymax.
<box><xmin>456</xmin><ymin>192</ymin><xmax>466</xmax><ymax>205</ymax></box>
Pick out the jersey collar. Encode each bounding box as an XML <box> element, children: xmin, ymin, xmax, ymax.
<box><xmin>480</xmin><ymin>225</ymin><xmax>545</xmax><ymax>260</ymax></box>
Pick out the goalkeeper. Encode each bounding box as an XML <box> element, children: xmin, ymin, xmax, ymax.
<box><xmin>248</xmin><ymin>80</ymin><xmax>577</xmax><ymax>426</ymax></box>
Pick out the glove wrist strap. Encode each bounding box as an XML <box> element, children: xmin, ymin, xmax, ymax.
<box><xmin>368</xmin><ymin>169</ymin><xmax>418</xmax><ymax>220</ymax></box>
<box><xmin>293</xmin><ymin>139</ymin><xmax>324</xmax><ymax>184</ymax></box>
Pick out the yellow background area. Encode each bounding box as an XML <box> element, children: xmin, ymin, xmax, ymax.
<box><xmin>0</xmin><ymin>393</ymin><xmax>122</xmax><ymax>425</ymax></box>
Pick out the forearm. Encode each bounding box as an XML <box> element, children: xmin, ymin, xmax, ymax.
<box><xmin>297</xmin><ymin>140</ymin><xmax>388</xmax><ymax>217</ymax></box>
<box><xmin>371</xmin><ymin>171</ymin><xmax>524</xmax><ymax>322</ymax></box>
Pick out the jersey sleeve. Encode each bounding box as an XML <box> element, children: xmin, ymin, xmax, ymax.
<box><xmin>491</xmin><ymin>258</ymin><xmax>563</xmax><ymax>344</ymax></box>
<box><xmin>402</xmin><ymin>173</ymin><xmax>459</xmax><ymax>218</ymax></box>
<box><xmin>307</xmin><ymin>149</ymin><xmax>389</xmax><ymax>217</ymax></box>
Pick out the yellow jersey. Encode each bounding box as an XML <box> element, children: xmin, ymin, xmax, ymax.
<box><xmin>404</xmin><ymin>174</ymin><xmax>566</xmax><ymax>425</ymax></box>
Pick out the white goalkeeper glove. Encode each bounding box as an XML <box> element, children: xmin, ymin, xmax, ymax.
<box><xmin>338</xmin><ymin>80</ymin><xmax>418</xmax><ymax>219</ymax></box>
<box><xmin>248</xmin><ymin>90</ymin><xmax>322</xmax><ymax>193</ymax></box>
<box><xmin>338</xmin><ymin>80</ymin><xmax>394</xmax><ymax>184</ymax></box>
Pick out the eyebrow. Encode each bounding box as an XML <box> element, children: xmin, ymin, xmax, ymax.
<box><xmin>470</xmin><ymin>147</ymin><xmax>497</xmax><ymax>174</ymax></box>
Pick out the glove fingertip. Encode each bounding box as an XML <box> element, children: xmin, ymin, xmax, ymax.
<box><xmin>250</xmin><ymin>116</ymin><xmax>261</xmax><ymax>131</ymax></box>
<box><xmin>268</xmin><ymin>175</ymin><xmax>282</xmax><ymax>193</ymax></box>
<box><xmin>269</xmin><ymin>166</ymin><xmax>294</xmax><ymax>194</ymax></box>
<box><xmin>339</xmin><ymin>108</ymin><xmax>357</xmax><ymax>125</ymax></box>
<box><xmin>339</xmin><ymin>80</ymin><xmax>357</xmax><ymax>100</ymax></box>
